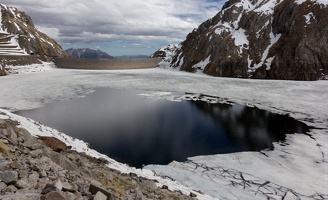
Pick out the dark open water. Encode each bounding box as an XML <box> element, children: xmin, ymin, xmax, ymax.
<box><xmin>16</xmin><ymin>88</ymin><xmax>310</xmax><ymax>168</ymax></box>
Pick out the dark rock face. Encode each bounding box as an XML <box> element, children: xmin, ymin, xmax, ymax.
<box><xmin>153</xmin><ymin>0</ymin><xmax>328</xmax><ymax>80</ymax></box>
<box><xmin>0</xmin><ymin>66</ymin><xmax>5</xmax><ymax>76</ymax></box>
<box><xmin>65</xmin><ymin>48</ymin><xmax>114</xmax><ymax>59</ymax></box>
<box><xmin>0</xmin><ymin>4</ymin><xmax>69</xmax><ymax>62</ymax></box>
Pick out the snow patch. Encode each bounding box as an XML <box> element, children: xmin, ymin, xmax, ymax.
<box><xmin>254</xmin><ymin>0</ymin><xmax>279</xmax><ymax>14</ymax></box>
<box><xmin>192</xmin><ymin>55</ymin><xmax>211</xmax><ymax>71</ymax></box>
<box><xmin>231</xmin><ymin>28</ymin><xmax>249</xmax><ymax>53</ymax></box>
<box><xmin>304</xmin><ymin>12</ymin><xmax>316</xmax><ymax>25</ymax></box>
<box><xmin>250</xmin><ymin>30</ymin><xmax>281</xmax><ymax>71</ymax></box>
<box><xmin>5</xmin><ymin>62</ymin><xmax>56</xmax><ymax>74</ymax></box>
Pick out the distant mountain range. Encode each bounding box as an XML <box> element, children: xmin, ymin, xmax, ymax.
<box><xmin>65</xmin><ymin>48</ymin><xmax>114</xmax><ymax>59</ymax></box>
<box><xmin>152</xmin><ymin>0</ymin><xmax>328</xmax><ymax>81</ymax></box>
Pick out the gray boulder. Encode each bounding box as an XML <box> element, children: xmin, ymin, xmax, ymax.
<box><xmin>0</xmin><ymin>171</ymin><xmax>18</xmax><ymax>185</ymax></box>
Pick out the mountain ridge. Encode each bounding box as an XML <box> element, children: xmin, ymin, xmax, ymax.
<box><xmin>152</xmin><ymin>0</ymin><xmax>328</xmax><ymax>80</ymax></box>
<box><xmin>0</xmin><ymin>3</ymin><xmax>69</xmax><ymax>69</ymax></box>
<box><xmin>65</xmin><ymin>48</ymin><xmax>114</xmax><ymax>59</ymax></box>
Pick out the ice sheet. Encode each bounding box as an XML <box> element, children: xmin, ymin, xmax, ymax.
<box><xmin>0</xmin><ymin>66</ymin><xmax>327</xmax><ymax>199</ymax></box>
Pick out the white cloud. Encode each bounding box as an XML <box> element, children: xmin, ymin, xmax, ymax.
<box><xmin>1</xmin><ymin>0</ymin><xmax>224</xmax><ymax>45</ymax></box>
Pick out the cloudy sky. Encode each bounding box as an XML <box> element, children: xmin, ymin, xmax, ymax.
<box><xmin>2</xmin><ymin>0</ymin><xmax>224</xmax><ymax>56</ymax></box>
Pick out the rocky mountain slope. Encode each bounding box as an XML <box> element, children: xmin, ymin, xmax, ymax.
<box><xmin>0</xmin><ymin>4</ymin><xmax>69</xmax><ymax>65</ymax></box>
<box><xmin>0</xmin><ymin>112</ymin><xmax>194</xmax><ymax>200</ymax></box>
<box><xmin>152</xmin><ymin>0</ymin><xmax>328</xmax><ymax>80</ymax></box>
<box><xmin>65</xmin><ymin>48</ymin><xmax>114</xmax><ymax>59</ymax></box>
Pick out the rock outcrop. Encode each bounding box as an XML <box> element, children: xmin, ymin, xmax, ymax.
<box><xmin>152</xmin><ymin>0</ymin><xmax>328</xmax><ymax>80</ymax></box>
<box><xmin>0</xmin><ymin>4</ymin><xmax>69</xmax><ymax>64</ymax></box>
<box><xmin>0</xmin><ymin>113</ymin><xmax>194</xmax><ymax>200</ymax></box>
<box><xmin>65</xmin><ymin>48</ymin><xmax>114</xmax><ymax>59</ymax></box>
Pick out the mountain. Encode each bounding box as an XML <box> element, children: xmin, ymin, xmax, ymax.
<box><xmin>152</xmin><ymin>0</ymin><xmax>328</xmax><ymax>80</ymax></box>
<box><xmin>0</xmin><ymin>4</ymin><xmax>69</xmax><ymax>66</ymax></box>
<box><xmin>65</xmin><ymin>48</ymin><xmax>114</xmax><ymax>59</ymax></box>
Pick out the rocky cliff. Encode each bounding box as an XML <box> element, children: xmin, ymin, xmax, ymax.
<box><xmin>65</xmin><ymin>48</ymin><xmax>114</xmax><ymax>59</ymax></box>
<box><xmin>152</xmin><ymin>0</ymin><xmax>328</xmax><ymax>80</ymax></box>
<box><xmin>0</xmin><ymin>4</ymin><xmax>69</xmax><ymax>64</ymax></box>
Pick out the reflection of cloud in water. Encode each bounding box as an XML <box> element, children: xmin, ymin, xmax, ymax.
<box><xmin>16</xmin><ymin>88</ymin><xmax>310</xmax><ymax>168</ymax></box>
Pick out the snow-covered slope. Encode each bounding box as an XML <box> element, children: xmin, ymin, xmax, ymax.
<box><xmin>0</xmin><ymin>4</ymin><xmax>69</xmax><ymax>62</ymax></box>
<box><xmin>154</xmin><ymin>0</ymin><xmax>328</xmax><ymax>80</ymax></box>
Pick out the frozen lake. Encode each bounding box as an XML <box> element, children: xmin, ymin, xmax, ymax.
<box><xmin>16</xmin><ymin>88</ymin><xmax>310</xmax><ymax>168</ymax></box>
<box><xmin>1</xmin><ymin>67</ymin><xmax>327</xmax><ymax>199</ymax></box>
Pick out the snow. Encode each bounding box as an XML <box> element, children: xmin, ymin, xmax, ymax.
<box><xmin>253</xmin><ymin>0</ymin><xmax>280</xmax><ymax>15</ymax></box>
<box><xmin>304</xmin><ymin>12</ymin><xmax>315</xmax><ymax>25</ymax></box>
<box><xmin>0</xmin><ymin>5</ymin><xmax>27</xmax><ymax>55</ymax></box>
<box><xmin>192</xmin><ymin>55</ymin><xmax>211</xmax><ymax>71</ymax></box>
<box><xmin>0</xmin><ymin>66</ymin><xmax>328</xmax><ymax>199</ymax></box>
<box><xmin>231</xmin><ymin>28</ymin><xmax>249</xmax><ymax>53</ymax></box>
<box><xmin>4</xmin><ymin>62</ymin><xmax>55</xmax><ymax>74</ymax></box>
<box><xmin>251</xmin><ymin>30</ymin><xmax>281</xmax><ymax>71</ymax></box>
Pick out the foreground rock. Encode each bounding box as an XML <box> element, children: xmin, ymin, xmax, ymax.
<box><xmin>152</xmin><ymin>0</ymin><xmax>328</xmax><ymax>80</ymax></box>
<box><xmin>0</xmin><ymin>115</ymin><xmax>194</xmax><ymax>199</ymax></box>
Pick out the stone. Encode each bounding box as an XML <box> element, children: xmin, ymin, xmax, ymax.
<box><xmin>190</xmin><ymin>192</ymin><xmax>197</xmax><ymax>197</ymax></box>
<box><xmin>0</xmin><ymin>194</ymin><xmax>41</xmax><ymax>200</ymax></box>
<box><xmin>39</xmin><ymin>170</ymin><xmax>47</xmax><ymax>178</ymax></box>
<box><xmin>0</xmin><ymin>119</ymin><xmax>6</xmax><ymax>127</ymax></box>
<box><xmin>0</xmin><ymin>128</ymin><xmax>9</xmax><ymax>137</ymax></box>
<box><xmin>62</xmin><ymin>181</ymin><xmax>78</xmax><ymax>193</ymax></box>
<box><xmin>29</xmin><ymin>149</ymin><xmax>43</xmax><ymax>158</ymax></box>
<box><xmin>89</xmin><ymin>183</ymin><xmax>112</xmax><ymax>199</ymax></box>
<box><xmin>0</xmin><ymin>171</ymin><xmax>18</xmax><ymax>185</ymax></box>
<box><xmin>0</xmin><ymin>161</ymin><xmax>11</xmax><ymax>171</ymax></box>
<box><xmin>93</xmin><ymin>191</ymin><xmax>107</xmax><ymax>200</ymax></box>
<box><xmin>161</xmin><ymin>185</ymin><xmax>169</xmax><ymax>190</ymax></box>
<box><xmin>28</xmin><ymin>171</ymin><xmax>40</xmax><ymax>186</ymax></box>
<box><xmin>77</xmin><ymin>182</ymin><xmax>90</xmax><ymax>195</ymax></box>
<box><xmin>23</xmin><ymin>138</ymin><xmax>43</xmax><ymax>150</ymax></box>
<box><xmin>10</xmin><ymin>161</ymin><xmax>25</xmax><ymax>170</ymax></box>
<box><xmin>17</xmin><ymin>128</ymin><xmax>33</xmax><ymax>143</ymax></box>
<box><xmin>14</xmin><ymin>179</ymin><xmax>30</xmax><ymax>189</ymax></box>
<box><xmin>138</xmin><ymin>178</ymin><xmax>157</xmax><ymax>191</ymax></box>
<box><xmin>8</xmin><ymin>127</ymin><xmax>18</xmax><ymax>145</ymax></box>
<box><xmin>0</xmin><ymin>140</ymin><xmax>10</xmax><ymax>156</ymax></box>
<box><xmin>41</xmin><ymin>179</ymin><xmax>63</xmax><ymax>194</ymax></box>
<box><xmin>3</xmin><ymin>185</ymin><xmax>18</xmax><ymax>193</ymax></box>
<box><xmin>0</xmin><ymin>181</ymin><xmax>7</xmax><ymax>191</ymax></box>
<box><xmin>41</xmin><ymin>191</ymin><xmax>66</xmax><ymax>200</ymax></box>
<box><xmin>49</xmin><ymin>152</ymin><xmax>78</xmax><ymax>171</ymax></box>
<box><xmin>22</xmin><ymin>148</ymin><xmax>30</xmax><ymax>155</ymax></box>
<box><xmin>19</xmin><ymin>170</ymin><xmax>29</xmax><ymax>179</ymax></box>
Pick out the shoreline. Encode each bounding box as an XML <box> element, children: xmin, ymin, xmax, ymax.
<box><xmin>0</xmin><ymin>109</ymin><xmax>209</xmax><ymax>199</ymax></box>
<box><xmin>0</xmin><ymin>65</ymin><xmax>327</xmax><ymax>199</ymax></box>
